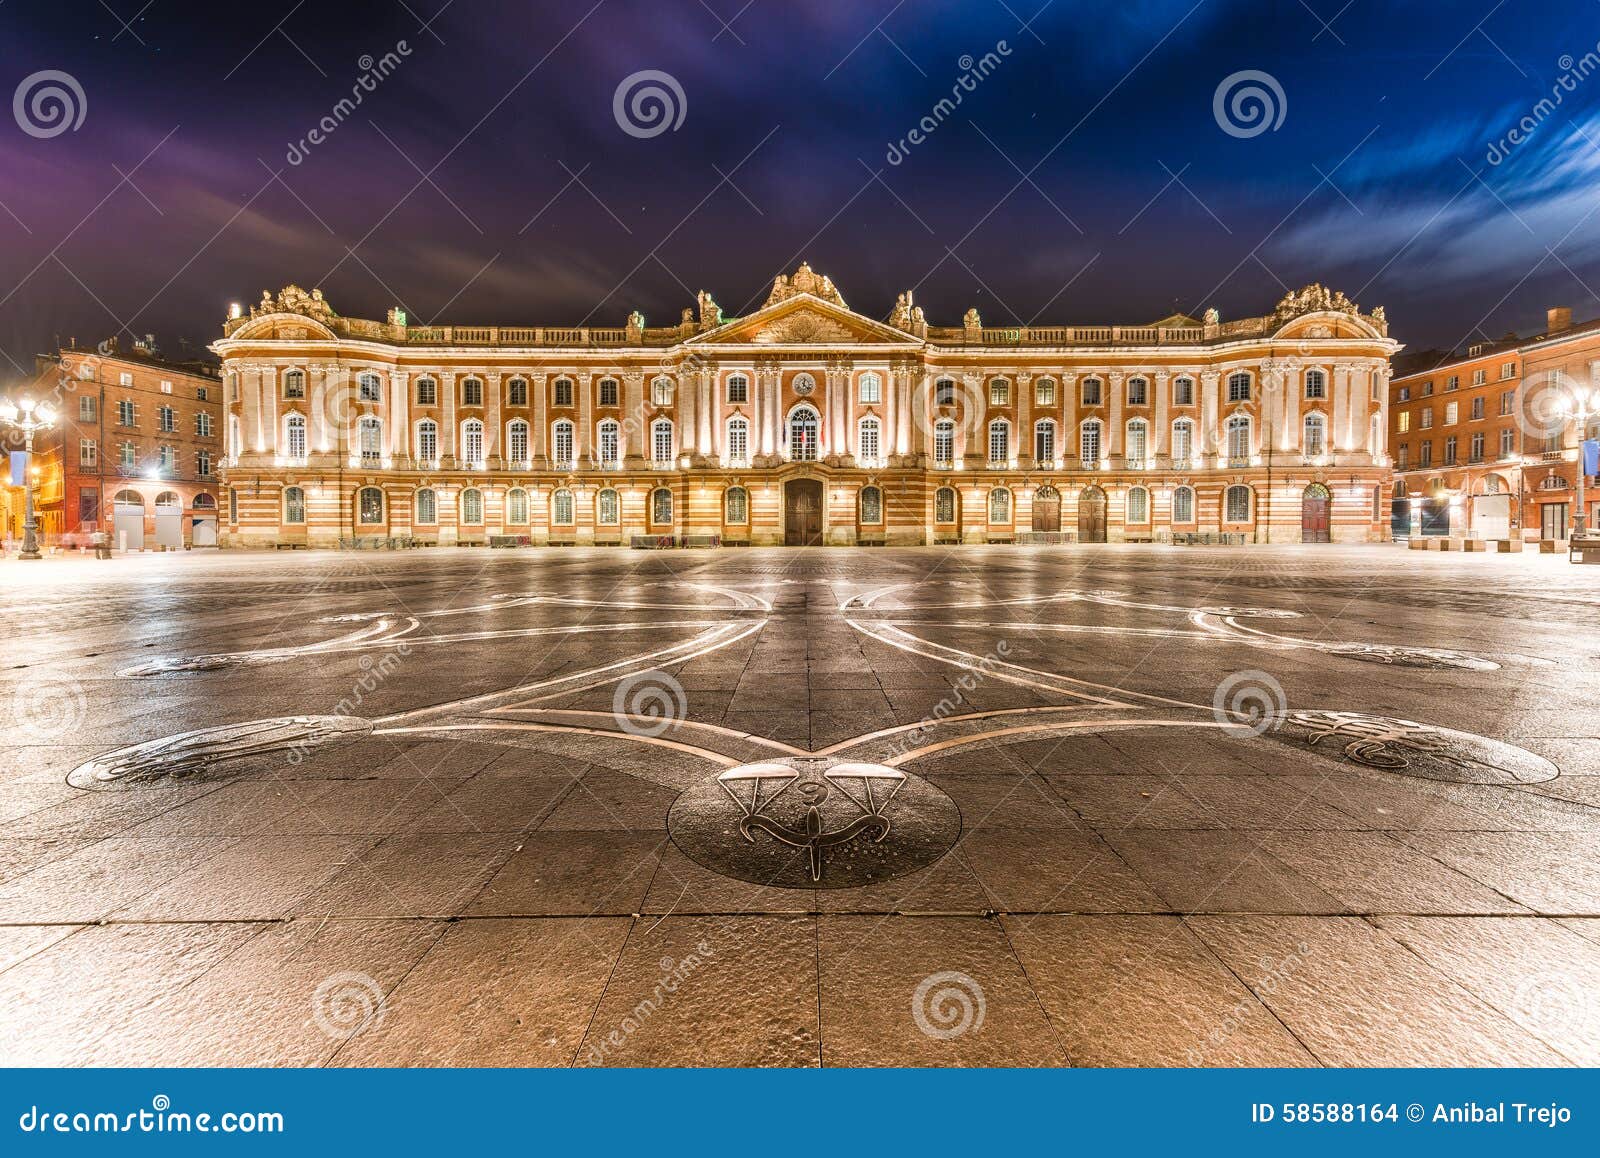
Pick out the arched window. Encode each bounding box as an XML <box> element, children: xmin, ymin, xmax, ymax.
<box><xmin>935</xmin><ymin>486</ymin><xmax>957</xmax><ymax>523</ymax></box>
<box><xmin>788</xmin><ymin>406</ymin><xmax>819</xmax><ymax>461</ymax></box>
<box><xmin>725</xmin><ymin>486</ymin><xmax>749</xmax><ymax>524</ymax></box>
<box><xmin>283</xmin><ymin>485</ymin><xmax>306</xmax><ymax>524</ymax></box>
<box><xmin>988</xmin><ymin>487</ymin><xmax>1011</xmax><ymax>523</ymax></box>
<box><xmin>357</xmin><ymin>486</ymin><xmax>384</xmax><ymax>525</ymax></box>
<box><xmin>1304</xmin><ymin>368</ymin><xmax>1327</xmax><ymax>399</ymax></box>
<box><xmin>987</xmin><ymin>419</ymin><xmax>1010</xmax><ymax>464</ymax></box>
<box><xmin>1225</xmin><ymin>484</ymin><xmax>1252</xmax><ymax>523</ymax></box>
<box><xmin>284</xmin><ymin>413</ymin><xmax>307</xmax><ymax>459</ymax></box>
<box><xmin>726</xmin><ymin>416</ymin><xmax>749</xmax><ymax>466</ymax></box>
<box><xmin>1227</xmin><ymin>371</ymin><xmax>1252</xmax><ymax>402</ymax></box>
<box><xmin>934</xmin><ymin>419</ymin><xmax>955</xmax><ymax>465</ymax></box>
<box><xmin>551</xmin><ymin>488</ymin><xmax>574</xmax><ymax>525</ymax></box>
<box><xmin>416</xmin><ymin>419</ymin><xmax>438</xmax><ymax>463</ymax></box>
<box><xmin>359</xmin><ymin>372</ymin><xmax>383</xmax><ymax>402</ymax></box>
<box><xmin>1126</xmin><ymin>485</ymin><xmax>1150</xmax><ymax>524</ymax></box>
<box><xmin>1172</xmin><ymin>376</ymin><xmax>1195</xmax><ymax>406</ymax></box>
<box><xmin>859</xmin><ymin>372</ymin><xmax>882</xmax><ymax>404</ymax></box>
<box><xmin>551</xmin><ymin>419</ymin><xmax>574</xmax><ymax>467</ymax></box>
<box><xmin>507</xmin><ymin>487</ymin><xmax>529</xmax><ymax>524</ymax></box>
<box><xmin>1303</xmin><ymin>413</ymin><xmax>1327</xmax><ymax>458</ymax></box>
<box><xmin>859</xmin><ymin>416</ymin><xmax>882</xmax><ymax>465</ymax></box>
<box><xmin>1172</xmin><ymin>485</ymin><xmax>1195</xmax><ymax>524</ymax></box>
<box><xmin>1126</xmin><ymin>418</ymin><xmax>1149</xmax><ymax>464</ymax></box>
<box><xmin>1080</xmin><ymin>419</ymin><xmax>1103</xmax><ymax>465</ymax></box>
<box><xmin>460</xmin><ymin>487</ymin><xmax>483</xmax><ymax>525</ymax></box>
<box><xmin>507</xmin><ymin>419</ymin><xmax>530</xmax><ymax>464</ymax></box>
<box><xmin>1171</xmin><ymin>418</ymin><xmax>1195</xmax><ymax>463</ymax></box>
<box><xmin>597</xmin><ymin>488</ymin><xmax>620</xmax><ymax>525</ymax></box>
<box><xmin>282</xmin><ymin>369</ymin><xmax>306</xmax><ymax>399</ymax></box>
<box><xmin>460</xmin><ymin>418</ymin><xmax>484</xmax><ymax>466</ymax></box>
<box><xmin>415</xmin><ymin>487</ymin><xmax>437</xmax><ymax>524</ymax></box>
<box><xmin>1126</xmin><ymin>376</ymin><xmax>1148</xmax><ymax>405</ymax></box>
<box><xmin>859</xmin><ymin>485</ymin><xmax>883</xmax><ymax>524</ymax></box>
<box><xmin>597</xmin><ymin>419</ymin><xmax>620</xmax><ymax>467</ymax></box>
<box><xmin>357</xmin><ymin>416</ymin><xmax>382</xmax><ymax>463</ymax></box>
<box><xmin>651</xmin><ymin>419</ymin><xmax>674</xmax><ymax>464</ymax></box>
<box><xmin>551</xmin><ymin>377</ymin><xmax>573</xmax><ymax>407</ymax></box>
<box><xmin>192</xmin><ymin>493</ymin><xmax>216</xmax><ymax>510</ymax></box>
<box><xmin>1226</xmin><ymin>415</ymin><xmax>1251</xmax><ymax>460</ymax></box>
<box><xmin>650</xmin><ymin>487</ymin><xmax>673</xmax><ymax>524</ymax></box>
<box><xmin>507</xmin><ymin>377</ymin><xmax>529</xmax><ymax>406</ymax></box>
<box><xmin>651</xmin><ymin>377</ymin><xmax>673</xmax><ymax>406</ymax></box>
<box><xmin>1034</xmin><ymin>419</ymin><xmax>1056</xmax><ymax>463</ymax></box>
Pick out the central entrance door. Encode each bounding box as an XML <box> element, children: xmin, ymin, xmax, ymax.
<box><xmin>1032</xmin><ymin>485</ymin><xmax>1061</xmax><ymax>533</ymax></box>
<box><xmin>784</xmin><ymin>478</ymin><xmax>824</xmax><ymax>546</ymax></box>
<box><xmin>1077</xmin><ymin>486</ymin><xmax>1107</xmax><ymax>543</ymax></box>
<box><xmin>1301</xmin><ymin>483</ymin><xmax>1331</xmax><ymax>543</ymax></box>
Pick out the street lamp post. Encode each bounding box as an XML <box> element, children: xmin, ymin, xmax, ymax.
<box><xmin>0</xmin><ymin>396</ymin><xmax>57</xmax><ymax>560</ymax></box>
<box><xmin>1560</xmin><ymin>387</ymin><xmax>1597</xmax><ymax>539</ymax></box>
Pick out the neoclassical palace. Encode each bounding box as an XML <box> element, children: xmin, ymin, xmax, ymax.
<box><xmin>213</xmin><ymin>266</ymin><xmax>1398</xmax><ymax>547</ymax></box>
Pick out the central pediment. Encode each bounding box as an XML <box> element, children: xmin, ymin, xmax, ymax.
<box><xmin>688</xmin><ymin>294</ymin><xmax>919</xmax><ymax>347</ymax></box>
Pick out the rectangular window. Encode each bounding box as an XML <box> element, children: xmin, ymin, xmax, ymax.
<box><xmin>598</xmin><ymin>379</ymin><xmax>618</xmax><ymax>407</ymax></box>
<box><xmin>1035</xmin><ymin>423</ymin><xmax>1054</xmax><ymax>462</ymax></box>
<box><xmin>79</xmin><ymin>438</ymin><xmax>96</xmax><ymax>467</ymax></box>
<box><xmin>989</xmin><ymin>379</ymin><xmax>1009</xmax><ymax>406</ymax></box>
<box><xmin>416</xmin><ymin>379</ymin><xmax>437</xmax><ymax>405</ymax></box>
<box><xmin>1444</xmin><ymin>401</ymin><xmax>1458</xmax><ymax>425</ymax></box>
<box><xmin>1445</xmin><ymin>375</ymin><xmax>1459</xmax><ymax>391</ymax></box>
<box><xmin>1398</xmin><ymin>386</ymin><xmax>1411</xmax><ymax>401</ymax></box>
<box><xmin>195</xmin><ymin>412</ymin><xmax>212</xmax><ymax>437</ymax></box>
<box><xmin>119</xmin><ymin>442</ymin><xmax>135</xmax><ymax>468</ymax></box>
<box><xmin>860</xmin><ymin>422</ymin><xmax>881</xmax><ymax>463</ymax></box>
<box><xmin>1444</xmin><ymin>435</ymin><xmax>1458</xmax><ymax>465</ymax></box>
<box><xmin>119</xmin><ymin>372</ymin><xmax>132</xmax><ymax>386</ymax></box>
<box><xmin>934</xmin><ymin>425</ymin><xmax>954</xmax><ymax>465</ymax></box>
<box><xmin>1500</xmin><ymin>391</ymin><xmax>1515</xmax><ymax>416</ymax></box>
<box><xmin>1470</xmin><ymin>432</ymin><xmax>1485</xmax><ymax>461</ymax></box>
<box><xmin>1126</xmin><ymin>378</ymin><xmax>1147</xmax><ymax>405</ymax></box>
<box><xmin>197</xmin><ymin>387</ymin><xmax>208</xmax><ymax>401</ymax></box>
<box><xmin>78</xmin><ymin>396</ymin><xmax>95</xmax><ymax>421</ymax></box>
<box><xmin>1173</xmin><ymin>378</ymin><xmax>1194</xmax><ymax>406</ymax></box>
<box><xmin>1227</xmin><ymin>374</ymin><xmax>1251</xmax><ymax>403</ymax></box>
<box><xmin>599</xmin><ymin>424</ymin><xmax>619</xmax><ymax>466</ymax></box>
<box><xmin>1081</xmin><ymin>379</ymin><xmax>1102</xmax><ymax>406</ymax></box>
<box><xmin>197</xmin><ymin>450</ymin><xmax>212</xmax><ymax>476</ymax></box>
<box><xmin>1035</xmin><ymin>380</ymin><xmax>1055</xmax><ymax>406</ymax></box>
<box><xmin>1500</xmin><ymin>428</ymin><xmax>1515</xmax><ymax>457</ymax></box>
<box><xmin>1502</xmin><ymin>362</ymin><xmax>1516</xmax><ymax>379</ymax></box>
<box><xmin>1398</xmin><ymin>412</ymin><xmax>1411</xmax><ymax>433</ymax></box>
<box><xmin>1472</xmin><ymin>369</ymin><xmax>1486</xmax><ymax>385</ymax></box>
<box><xmin>79</xmin><ymin>491</ymin><xmax>99</xmax><ymax>524</ymax></box>
<box><xmin>553</xmin><ymin>379</ymin><xmax>574</xmax><ymax>407</ymax></box>
<box><xmin>652</xmin><ymin>423</ymin><xmax>673</xmax><ymax>463</ymax></box>
<box><xmin>159</xmin><ymin>445</ymin><xmax>176</xmax><ymax>471</ymax></box>
<box><xmin>1420</xmin><ymin>407</ymin><xmax>1433</xmax><ymax>430</ymax></box>
<box><xmin>726</xmin><ymin>375</ymin><xmax>748</xmax><ymax>404</ymax></box>
<box><xmin>461</xmin><ymin>379</ymin><xmax>483</xmax><ymax>406</ymax></box>
<box><xmin>1080</xmin><ymin>423</ymin><xmax>1102</xmax><ymax>464</ymax></box>
<box><xmin>552</xmin><ymin>425</ymin><xmax>573</xmax><ymax>466</ymax></box>
<box><xmin>1471</xmin><ymin>397</ymin><xmax>1484</xmax><ymax>420</ymax></box>
<box><xmin>118</xmin><ymin>399</ymin><xmax>136</xmax><ymax>426</ymax></box>
<box><xmin>1419</xmin><ymin>441</ymin><xmax>1432</xmax><ymax>467</ymax></box>
<box><xmin>860</xmin><ymin>375</ymin><xmax>882</xmax><ymax>404</ymax></box>
<box><xmin>417</xmin><ymin>424</ymin><xmax>437</xmax><ymax>462</ymax></box>
<box><xmin>1396</xmin><ymin>445</ymin><xmax>1408</xmax><ymax>469</ymax></box>
<box><xmin>988</xmin><ymin>424</ymin><xmax>1008</xmax><ymax>463</ymax></box>
<box><xmin>725</xmin><ymin>422</ymin><xmax>746</xmax><ymax>465</ymax></box>
<box><xmin>158</xmin><ymin>406</ymin><xmax>175</xmax><ymax>433</ymax></box>
<box><xmin>508</xmin><ymin>379</ymin><xmax>528</xmax><ymax>406</ymax></box>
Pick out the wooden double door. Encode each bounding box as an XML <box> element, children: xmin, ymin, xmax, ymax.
<box><xmin>784</xmin><ymin>479</ymin><xmax>824</xmax><ymax>546</ymax></box>
<box><xmin>1077</xmin><ymin>487</ymin><xmax>1107</xmax><ymax>543</ymax></box>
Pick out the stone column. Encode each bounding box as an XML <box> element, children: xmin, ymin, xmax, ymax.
<box><xmin>1153</xmin><ymin>371</ymin><xmax>1171</xmax><ymax>458</ymax></box>
<box><xmin>575</xmin><ymin>372</ymin><xmax>592</xmax><ymax>463</ymax></box>
<box><xmin>532</xmin><ymin>372</ymin><xmax>550</xmax><ymax>463</ymax></box>
<box><xmin>1281</xmin><ymin>362</ymin><xmax>1301</xmax><ymax>453</ymax></box>
<box><xmin>679</xmin><ymin>372</ymin><xmax>696</xmax><ymax>457</ymax></box>
<box><xmin>486</xmin><ymin>371</ymin><xmax>503</xmax><ymax>461</ymax></box>
<box><xmin>1200</xmin><ymin>370</ymin><xmax>1220</xmax><ymax>459</ymax></box>
<box><xmin>622</xmin><ymin>372</ymin><xmax>644</xmax><ymax>466</ymax></box>
<box><xmin>1016</xmin><ymin>372</ymin><xmax>1033</xmax><ymax>465</ymax></box>
<box><xmin>893</xmin><ymin>362</ymin><xmax>913</xmax><ymax>459</ymax></box>
<box><xmin>961</xmin><ymin>371</ymin><xmax>983</xmax><ymax>467</ymax></box>
<box><xmin>440</xmin><ymin>372</ymin><xmax>458</xmax><ymax>461</ymax></box>
<box><xmin>390</xmin><ymin>370</ymin><xmax>409</xmax><ymax>460</ymax></box>
<box><xmin>1333</xmin><ymin>363</ymin><xmax>1353</xmax><ymax>452</ymax></box>
<box><xmin>696</xmin><ymin>368</ymin><xmax>713</xmax><ymax>461</ymax></box>
<box><xmin>1108</xmin><ymin>371</ymin><xmax>1126</xmax><ymax>458</ymax></box>
<box><xmin>1061</xmin><ymin>372</ymin><xmax>1079</xmax><ymax>465</ymax></box>
<box><xmin>758</xmin><ymin>363</ymin><xmax>779</xmax><ymax>457</ymax></box>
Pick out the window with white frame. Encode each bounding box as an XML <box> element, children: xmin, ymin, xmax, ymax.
<box><xmin>725</xmin><ymin>486</ymin><xmax>749</xmax><ymax>524</ymax></box>
<box><xmin>415</xmin><ymin>488</ymin><xmax>437</xmax><ymax>523</ymax></box>
<box><xmin>787</xmin><ymin>408</ymin><xmax>818</xmax><ymax>461</ymax></box>
<box><xmin>1172</xmin><ymin>419</ymin><xmax>1194</xmax><ymax>463</ymax></box>
<box><xmin>552</xmin><ymin>420</ymin><xmax>574</xmax><ymax>466</ymax></box>
<box><xmin>935</xmin><ymin>378</ymin><xmax>956</xmax><ymax>406</ymax></box>
<box><xmin>859</xmin><ymin>485</ymin><xmax>883</xmax><ymax>524</ymax></box>
<box><xmin>651</xmin><ymin>378</ymin><xmax>673</xmax><ymax>406</ymax></box>
<box><xmin>552</xmin><ymin>378</ymin><xmax>573</xmax><ymax>407</ymax></box>
<box><xmin>1225</xmin><ymin>484</ymin><xmax>1252</xmax><ymax>522</ymax></box>
<box><xmin>1126</xmin><ymin>486</ymin><xmax>1150</xmax><ymax>523</ymax></box>
<box><xmin>652</xmin><ymin>419</ymin><xmax>674</xmax><ymax>464</ymax></box>
<box><xmin>415</xmin><ymin>377</ymin><xmax>437</xmax><ymax>405</ymax></box>
<box><xmin>1035</xmin><ymin>378</ymin><xmax>1056</xmax><ymax>406</ymax></box>
<box><xmin>79</xmin><ymin>438</ymin><xmax>97</xmax><ymax>467</ymax></box>
<box><xmin>284</xmin><ymin>486</ymin><xmax>306</xmax><ymax>524</ymax></box>
<box><xmin>1226</xmin><ymin>415</ymin><xmax>1250</xmax><ymax>460</ymax></box>
<box><xmin>859</xmin><ymin>373</ymin><xmax>882</xmax><ymax>404</ymax></box>
<box><xmin>285</xmin><ymin>414</ymin><xmax>307</xmax><ymax>459</ymax></box>
<box><xmin>552</xmin><ymin>488</ymin><xmax>574</xmax><ymax>525</ymax></box>
<box><xmin>507</xmin><ymin>419</ymin><xmax>529</xmax><ymax>463</ymax></box>
<box><xmin>1034</xmin><ymin>419</ymin><xmax>1055</xmax><ymax>462</ymax></box>
<box><xmin>935</xmin><ymin>486</ymin><xmax>956</xmax><ymax>523</ymax></box>
<box><xmin>1127</xmin><ymin>377</ymin><xmax>1148</xmax><ymax>405</ymax></box>
<box><xmin>1173</xmin><ymin>376</ymin><xmax>1195</xmax><ymax>405</ymax></box>
<box><xmin>989</xmin><ymin>378</ymin><xmax>1009</xmax><ymax>406</ymax></box>
<box><xmin>507</xmin><ymin>378</ymin><xmax>529</xmax><ymax>406</ymax></box>
<box><xmin>1081</xmin><ymin>378</ymin><xmax>1103</xmax><ymax>406</ymax></box>
<box><xmin>1172</xmin><ymin>485</ymin><xmax>1195</xmax><ymax>523</ymax></box>
<box><xmin>726</xmin><ymin>417</ymin><xmax>749</xmax><ymax>465</ymax></box>
<box><xmin>597</xmin><ymin>420</ymin><xmax>620</xmax><ymax>466</ymax></box>
<box><xmin>416</xmin><ymin>419</ymin><xmax>437</xmax><ymax>463</ymax></box>
<box><xmin>359</xmin><ymin>372</ymin><xmax>383</xmax><ymax>402</ymax></box>
<box><xmin>1304</xmin><ymin>369</ymin><xmax>1327</xmax><ymax>399</ymax></box>
<box><xmin>934</xmin><ymin>419</ymin><xmax>955</xmax><ymax>465</ymax></box>
<box><xmin>859</xmin><ymin>416</ymin><xmax>881</xmax><ymax>464</ymax></box>
<box><xmin>1125</xmin><ymin>419</ymin><xmax>1149</xmax><ymax>464</ymax></box>
<box><xmin>460</xmin><ymin>418</ymin><xmax>484</xmax><ymax>465</ymax></box>
<box><xmin>358</xmin><ymin>417</ymin><xmax>383</xmax><ymax>462</ymax></box>
<box><xmin>1303</xmin><ymin>413</ymin><xmax>1327</xmax><ymax>458</ymax></box>
<box><xmin>651</xmin><ymin>487</ymin><xmax>673</xmax><ymax>524</ymax></box>
<box><xmin>1444</xmin><ymin>400</ymin><xmax>1458</xmax><ymax>425</ymax></box>
<box><xmin>283</xmin><ymin>369</ymin><xmax>306</xmax><ymax>398</ymax></box>
<box><xmin>988</xmin><ymin>419</ymin><xmax>1009</xmax><ymax>464</ymax></box>
<box><xmin>1080</xmin><ymin>419</ymin><xmax>1103</xmax><ymax>464</ymax></box>
<box><xmin>460</xmin><ymin>488</ymin><xmax>483</xmax><ymax>524</ymax></box>
<box><xmin>988</xmin><ymin>487</ymin><xmax>1010</xmax><ymax>523</ymax></box>
<box><xmin>357</xmin><ymin>487</ymin><xmax>384</xmax><ymax>525</ymax></box>
<box><xmin>597</xmin><ymin>488</ymin><xmax>620</xmax><ymax>525</ymax></box>
<box><xmin>1227</xmin><ymin>372</ymin><xmax>1251</xmax><ymax>402</ymax></box>
<box><xmin>507</xmin><ymin>487</ymin><xmax>529</xmax><ymax>524</ymax></box>
<box><xmin>725</xmin><ymin>374</ymin><xmax>748</xmax><ymax>404</ymax></box>
<box><xmin>598</xmin><ymin>378</ymin><xmax>619</xmax><ymax>406</ymax></box>
<box><xmin>196</xmin><ymin>412</ymin><xmax>212</xmax><ymax>438</ymax></box>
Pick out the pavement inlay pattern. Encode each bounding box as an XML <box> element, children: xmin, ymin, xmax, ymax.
<box><xmin>1</xmin><ymin>544</ymin><xmax>1597</xmax><ymax>1066</ymax></box>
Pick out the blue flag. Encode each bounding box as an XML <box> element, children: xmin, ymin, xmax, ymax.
<box><xmin>1584</xmin><ymin>439</ymin><xmax>1600</xmax><ymax>478</ymax></box>
<box><xmin>8</xmin><ymin>451</ymin><xmax>26</xmax><ymax>487</ymax></box>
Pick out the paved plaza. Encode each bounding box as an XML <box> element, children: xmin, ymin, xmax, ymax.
<box><xmin>1</xmin><ymin>543</ymin><xmax>1598</xmax><ymax>1067</ymax></box>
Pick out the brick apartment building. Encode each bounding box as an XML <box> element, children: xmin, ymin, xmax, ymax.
<box><xmin>1390</xmin><ymin>306</ymin><xmax>1600</xmax><ymax>542</ymax></box>
<box><xmin>22</xmin><ymin>337</ymin><xmax>223</xmax><ymax>549</ymax></box>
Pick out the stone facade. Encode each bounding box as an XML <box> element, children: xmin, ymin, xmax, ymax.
<box><xmin>212</xmin><ymin>268</ymin><xmax>1397</xmax><ymax>547</ymax></box>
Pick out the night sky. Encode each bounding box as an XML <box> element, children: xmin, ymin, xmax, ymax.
<box><xmin>2</xmin><ymin>0</ymin><xmax>1599</xmax><ymax>375</ymax></box>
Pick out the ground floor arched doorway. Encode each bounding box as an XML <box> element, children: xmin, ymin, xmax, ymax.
<box><xmin>784</xmin><ymin>478</ymin><xmax>824</xmax><ymax>545</ymax></box>
<box><xmin>1077</xmin><ymin>486</ymin><xmax>1106</xmax><ymax>543</ymax></box>
<box><xmin>1301</xmin><ymin>483</ymin><xmax>1331</xmax><ymax>543</ymax></box>
<box><xmin>1033</xmin><ymin>485</ymin><xmax>1061</xmax><ymax>533</ymax></box>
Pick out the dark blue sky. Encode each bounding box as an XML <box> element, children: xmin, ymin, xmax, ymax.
<box><xmin>1</xmin><ymin>0</ymin><xmax>1598</xmax><ymax>373</ymax></box>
